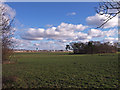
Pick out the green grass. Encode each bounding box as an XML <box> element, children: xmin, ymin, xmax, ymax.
<box><xmin>2</xmin><ymin>52</ymin><xmax>119</xmax><ymax>88</ymax></box>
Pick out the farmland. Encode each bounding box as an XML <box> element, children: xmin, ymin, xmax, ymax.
<box><xmin>2</xmin><ymin>52</ymin><xmax>119</xmax><ymax>88</ymax></box>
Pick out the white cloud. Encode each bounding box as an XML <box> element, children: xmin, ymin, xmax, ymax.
<box><xmin>75</xmin><ymin>32</ymin><xmax>92</xmax><ymax>40</ymax></box>
<box><xmin>34</xmin><ymin>43</ymin><xmax>40</xmax><ymax>46</ymax></box>
<box><xmin>33</xmin><ymin>41</ymin><xmax>65</xmax><ymax>50</ymax></box>
<box><xmin>46</xmin><ymin>24</ymin><xmax>53</xmax><ymax>27</ymax></box>
<box><xmin>21</xmin><ymin>22</ymin><xmax>118</xmax><ymax>46</ymax></box>
<box><xmin>67</xmin><ymin>12</ymin><xmax>76</xmax><ymax>16</ymax></box>
<box><xmin>15</xmin><ymin>27</ymin><xmax>118</xmax><ymax>50</ymax></box>
<box><xmin>57</xmin><ymin>22</ymin><xmax>88</xmax><ymax>31</ymax></box>
<box><xmin>21</xmin><ymin>22</ymin><xmax>89</xmax><ymax>42</ymax></box>
<box><xmin>104</xmin><ymin>29</ymin><xmax>118</xmax><ymax>37</ymax></box>
<box><xmin>103</xmin><ymin>37</ymin><xmax>118</xmax><ymax>43</ymax></box>
<box><xmin>86</xmin><ymin>13</ymin><xmax>118</xmax><ymax>28</ymax></box>
<box><xmin>88</xmin><ymin>29</ymin><xmax>104</xmax><ymax>38</ymax></box>
<box><xmin>12</xmin><ymin>37</ymin><xmax>65</xmax><ymax>50</ymax></box>
<box><xmin>88</xmin><ymin>28</ymin><xmax>117</xmax><ymax>38</ymax></box>
<box><xmin>13</xmin><ymin>36</ymin><xmax>118</xmax><ymax>50</ymax></box>
<box><xmin>11</xmin><ymin>37</ymin><xmax>32</xmax><ymax>49</ymax></box>
<box><xmin>21</xmin><ymin>28</ymin><xmax>44</xmax><ymax>40</ymax></box>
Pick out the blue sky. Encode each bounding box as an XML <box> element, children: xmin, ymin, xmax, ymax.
<box><xmin>7</xmin><ymin>2</ymin><xmax>97</xmax><ymax>28</ymax></box>
<box><xmin>5</xmin><ymin>2</ymin><xmax>118</xmax><ymax>50</ymax></box>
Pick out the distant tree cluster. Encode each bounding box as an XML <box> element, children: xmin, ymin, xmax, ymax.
<box><xmin>66</xmin><ymin>41</ymin><xmax>118</xmax><ymax>54</ymax></box>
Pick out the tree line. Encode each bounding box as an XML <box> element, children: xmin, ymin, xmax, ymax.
<box><xmin>66</xmin><ymin>41</ymin><xmax>118</xmax><ymax>54</ymax></box>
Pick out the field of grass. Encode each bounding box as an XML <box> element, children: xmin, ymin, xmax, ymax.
<box><xmin>2</xmin><ymin>52</ymin><xmax>119</xmax><ymax>88</ymax></box>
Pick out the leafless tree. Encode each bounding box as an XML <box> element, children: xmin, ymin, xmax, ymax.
<box><xmin>95</xmin><ymin>0</ymin><xmax>120</xmax><ymax>28</ymax></box>
<box><xmin>0</xmin><ymin>3</ymin><xmax>16</xmax><ymax>63</ymax></box>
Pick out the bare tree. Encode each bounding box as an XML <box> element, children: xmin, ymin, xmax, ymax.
<box><xmin>0</xmin><ymin>3</ymin><xmax>16</xmax><ymax>63</ymax></box>
<box><xmin>95</xmin><ymin>0</ymin><xmax>120</xmax><ymax>28</ymax></box>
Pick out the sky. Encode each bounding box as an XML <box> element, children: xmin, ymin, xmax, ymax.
<box><xmin>3</xmin><ymin>2</ymin><xmax>118</xmax><ymax>50</ymax></box>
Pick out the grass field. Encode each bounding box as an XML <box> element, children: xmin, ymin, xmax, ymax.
<box><xmin>2</xmin><ymin>52</ymin><xmax>119</xmax><ymax>88</ymax></box>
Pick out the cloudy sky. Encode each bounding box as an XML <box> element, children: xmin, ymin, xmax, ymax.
<box><xmin>5</xmin><ymin>2</ymin><xmax>118</xmax><ymax>50</ymax></box>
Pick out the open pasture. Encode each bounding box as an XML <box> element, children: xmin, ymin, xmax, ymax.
<box><xmin>2</xmin><ymin>52</ymin><xmax>119</xmax><ymax>88</ymax></box>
